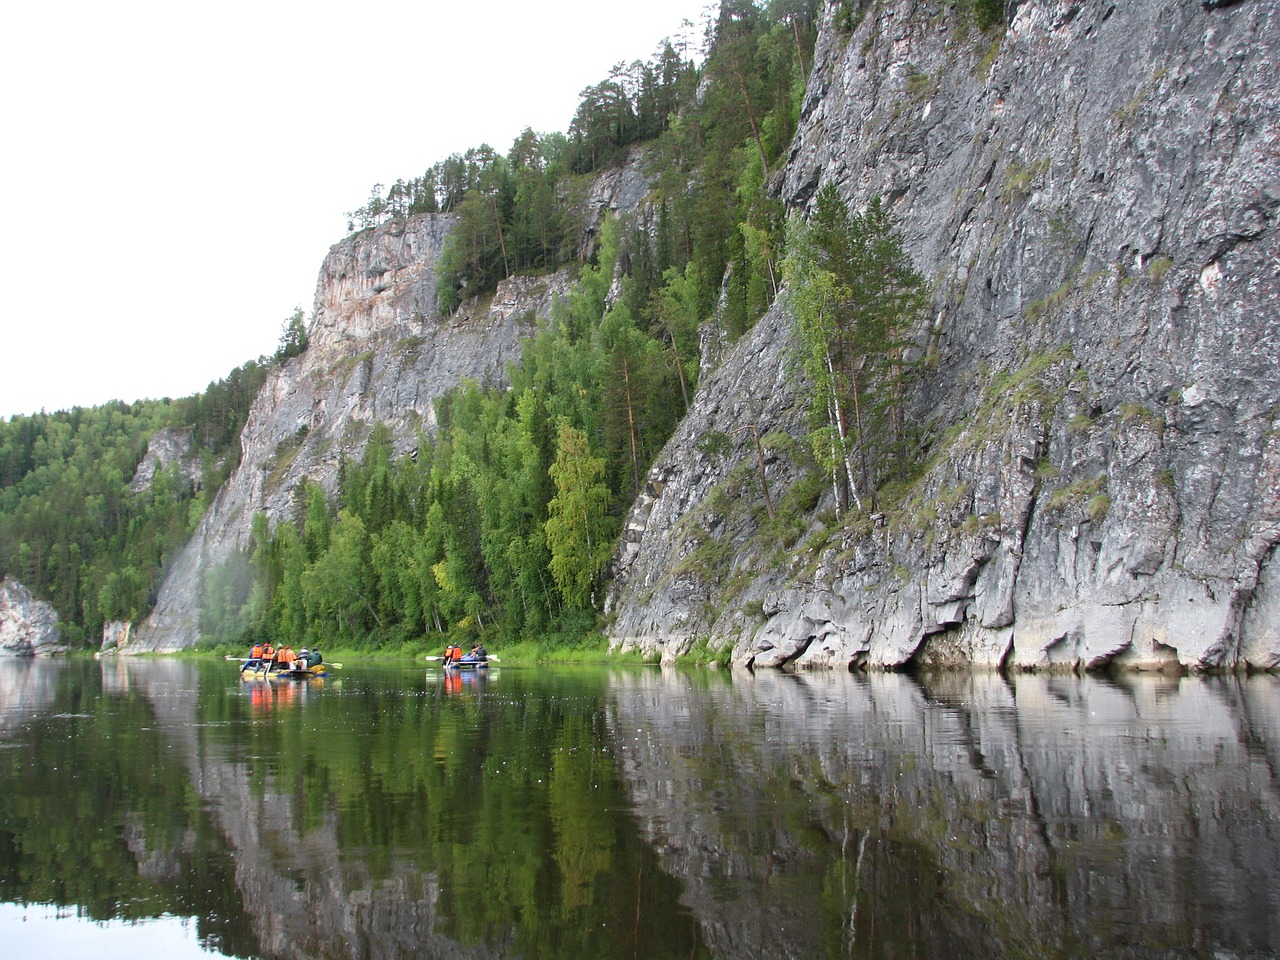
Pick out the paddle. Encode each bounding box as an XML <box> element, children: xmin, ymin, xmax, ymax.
<box><xmin>227</xmin><ymin>653</ymin><xmax>340</xmax><ymax>669</ymax></box>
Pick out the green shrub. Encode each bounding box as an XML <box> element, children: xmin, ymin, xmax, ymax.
<box><xmin>974</xmin><ymin>0</ymin><xmax>1005</xmax><ymax>30</ymax></box>
<box><xmin>1086</xmin><ymin>493</ymin><xmax>1112</xmax><ymax>521</ymax></box>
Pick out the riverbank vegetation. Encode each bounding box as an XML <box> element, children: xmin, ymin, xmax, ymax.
<box><xmin>0</xmin><ymin>355</ymin><xmax>281</xmax><ymax>645</ymax></box>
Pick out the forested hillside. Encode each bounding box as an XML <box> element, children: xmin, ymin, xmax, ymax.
<box><xmin>0</xmin><ymin>325</ymin><xmax>304</xmax><ymax>646</ymax></box>
<box><xmin>346</xmin><ymin>0</ymin><xmax>815</xmax><ymax>334</ymax></box>
<box><xmin>198</xmin><ymin>0</ymin><xmax>824</xmax><ymax>654</ymax></box>
<box><xmin>2</xmin><ymin>1</ymin><xmax>821</xmax><ymax>652</ymax></box>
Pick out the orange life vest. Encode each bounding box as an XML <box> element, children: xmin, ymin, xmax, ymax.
<box><xmin>250</xmin><ymin>644</ymin><xmax>264</xmax><ymax>659</ymax></box>
<box><xmin>261</xmin><ymin>643</ymin><xmax>275</xmax><ymax>659</ymax></box>
<box><xmin>278</xmin><ymin>647</ymin><xmax>296</xmax><ymax>665</ymax></box>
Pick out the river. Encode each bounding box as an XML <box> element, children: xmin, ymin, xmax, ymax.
<box><xmin>0</xmin><ymin>658</ymin><xmax>1277</xmax><ymax>959</ymax></box>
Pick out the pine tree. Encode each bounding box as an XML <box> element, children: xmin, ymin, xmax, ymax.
<box><xmin>783</xmin><ymin>185</ymin><xmax>927</xmax><ymax>515</ymax></box>
<box><xmin>275</xmin><ymin>308</ymin><xmax>309</xmax><ymax>361</ymax></box>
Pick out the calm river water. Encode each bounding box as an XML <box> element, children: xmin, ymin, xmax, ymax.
<box><xmin>0</xmin><ymin>657</ymin><xmax>1277</xmax><ymax>959</ymax></box>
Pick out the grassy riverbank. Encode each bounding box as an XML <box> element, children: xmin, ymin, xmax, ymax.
<box><xmin>195</xmin><ymin>631</ymin><xmax>664</xmax><ymax>666</ymax></box>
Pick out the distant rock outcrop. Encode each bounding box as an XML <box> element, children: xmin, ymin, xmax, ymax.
<box><xmin>130</xmin><ymin>426</ymin><xmax>203</xmax><ymax>494</ymax></box>
<box><xmin>101</xmin><ymin>620</ymin><xmax>131</xmax><ymax>654</ymax></box>
<box><xmin>607</xmin><ymin>0</ymin><xmax>1280</xmax><ymax>671</ymax></box>
<box><xmin>0</xmin><ymin>577</ymin><xmax>65</xmax><ymax>657</ymax></box>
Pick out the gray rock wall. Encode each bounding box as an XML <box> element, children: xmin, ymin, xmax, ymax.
<box><xmin>607</xmin><ymin>0</ymin><xmax>1280</xmax><ymax>670</ymax></box>
<box><xmin>129</xmin><ymin>426</ymin><xmax>203</xmax><ymax>494</ymax></box>
<box><xmin>0</xmin><ymin>577</ymin><xmax>65</xmax><ymax>657</ymax></box>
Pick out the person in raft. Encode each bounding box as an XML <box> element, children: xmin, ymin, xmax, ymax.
<box><xmin>299</xmin><ymin>647</ymin><xmax>322</xmax><ymax>670</ymax></box>
<box><xmin>277</xmin><ymin>645</ymin><xmax>297</xmax><ymax>670</ymax></box>
<box><xmin>258</xmin><ymin>641</ymin><xmax>276</xmax><ymax>671</ymax></box>
<box><xmin>466</xmin><ymin>643</ymin><xmax>488</xmax><ymax>663</ymax></box>
<box><xmin>242</xmin><ymin>642</ymin><xmax>264</xmax><ymax>670</ymax></box>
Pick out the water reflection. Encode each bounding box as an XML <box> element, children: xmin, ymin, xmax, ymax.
<box><xmin>0</xmin><ymin>656</ymin><xmax>64</xmax><ymax>733</ymax></box>
<box><xmin>1</xmin><ymin>901</ymin><xmax>238</xmax><ymax>960</ymax></box>
<box><xmin>607</xmin><ymin>668</ymin><xmax>1280</xmax><ymax>959</ymax></box>
<box><xmin>0</xmin><ymin>658</ymin><xmax>1277</xmax><ymax>959</ymax></box>
<box><xmin>238</xmin><ymin>671</ymin><xmax>334</xmax><ymax>712</ymax></box>
<box><xmin>426</xmin><ymin>666</ymin><xmax>494</xmax><ymax>696</ymax></box>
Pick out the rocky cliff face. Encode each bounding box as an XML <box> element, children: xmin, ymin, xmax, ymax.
<box><xmin>607</xmin><ymin>0</ymin><xmax>1280</xmax><ymax>670</ymax></box>
<box><xmin>128</xmin><ymin>158</ymin><xmax>655</xmax><ymax>653</ymax></box>
<box><xmin>129</xmin><ymin>426</ymin><xmax>203</xmax><ymax>494</ymax></box>
<box><xmin>0</xmin><ymin>577</ymin><xmax>65</xmax><ymax>657</ymax></box>
<box><xmin>128</xmin><ymin>215</ymin><xmax>571</xmax><ymax>652</ymax></box>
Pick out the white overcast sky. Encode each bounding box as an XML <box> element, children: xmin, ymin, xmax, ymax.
<box><xmin>0</xmin><ymin>0</ymin><xmax>714</xmax><ymax>419</ymax></box>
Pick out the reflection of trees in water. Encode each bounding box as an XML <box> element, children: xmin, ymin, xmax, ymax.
<box><xmin>606</xmin><ymin>668</ymin><xmax>1280</xmax><ymax>959</ymax></box>
<box><xmin>0</xmin><ymin>659</ymin><xmax>260</xmax><ymax>957</ymax></box>
<box><xmin>6</xmin><ymin>661</ymin><xmax>1280</xmax><ymax>959</ymax></box>
<box><xmin>4</xmin><ymin>660</ymin><xmax>708</xmax><ymax>960</ymax></box>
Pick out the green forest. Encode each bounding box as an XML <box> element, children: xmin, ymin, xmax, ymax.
<box><xmin>1</xmin><ymin>1</ymin><xmax>999</xmax><ymax>654</ymax></box>
<box><xmin>0</xmin><ymin>318</ymin><xmax>308</xmax><ymax>646</ymax></box>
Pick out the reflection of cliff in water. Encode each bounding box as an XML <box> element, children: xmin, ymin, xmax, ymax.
<box><xmin>9</xmin><ymin>660</ymin><xmax>1279</xmax><ymax>959</ymax></box>
<box><xmin>605</xmin><ymin>668</ymin><xmax>1280</xmax><ymax>959</ymax></box>
<box><xmin>0</xmin><ymin>658</ymin><xmax>63</xmax><ymax>735</ymax></box>
<box><xmin>100</xmin><ymin>659</ymin><xmax>500</xmax><ymax>960</ymax></box>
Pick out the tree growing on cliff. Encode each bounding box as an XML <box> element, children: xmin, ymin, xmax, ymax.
<box><xmin>644</xmin><ymin>262</ymin><xmax>705</xmax><ymax>413</ymax></box>
<box><xmin>545</xmin><ymin>420</ymin><xmax>613</xmax><ymax>609</ymax></box>
<box><xmin>783</xmin><ymin>184</ymin><xmax>928</xmax><ymax>516</ymax></box>
<box><xmin>275</xmin><ymin>308</ymin><xmax>309</xmax><ymax>362</ymax></box>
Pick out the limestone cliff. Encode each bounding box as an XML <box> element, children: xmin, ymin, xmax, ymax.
<box><xmin>607</xmin><ymin>0</ymin><xmax>1280</xmax><ymax>670</ymax></box>
<box><xmin>128</xmin><ymin>158</ymin><xmax>655</xmax><ymax>653</ymax></box>
<box><xmin>128</xmin><ymin>426</ymin><xmax>203</xmax><ymax>494</ymax></box>
<box><xmin>0</xmin><ymin>577</ymin><xmax>65</xmax><ymax>657</ymax></box>
<box><xmin>128</xmin><ymin>215</ymin><xmax>571</xmax><ymax>652</ymax></box>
